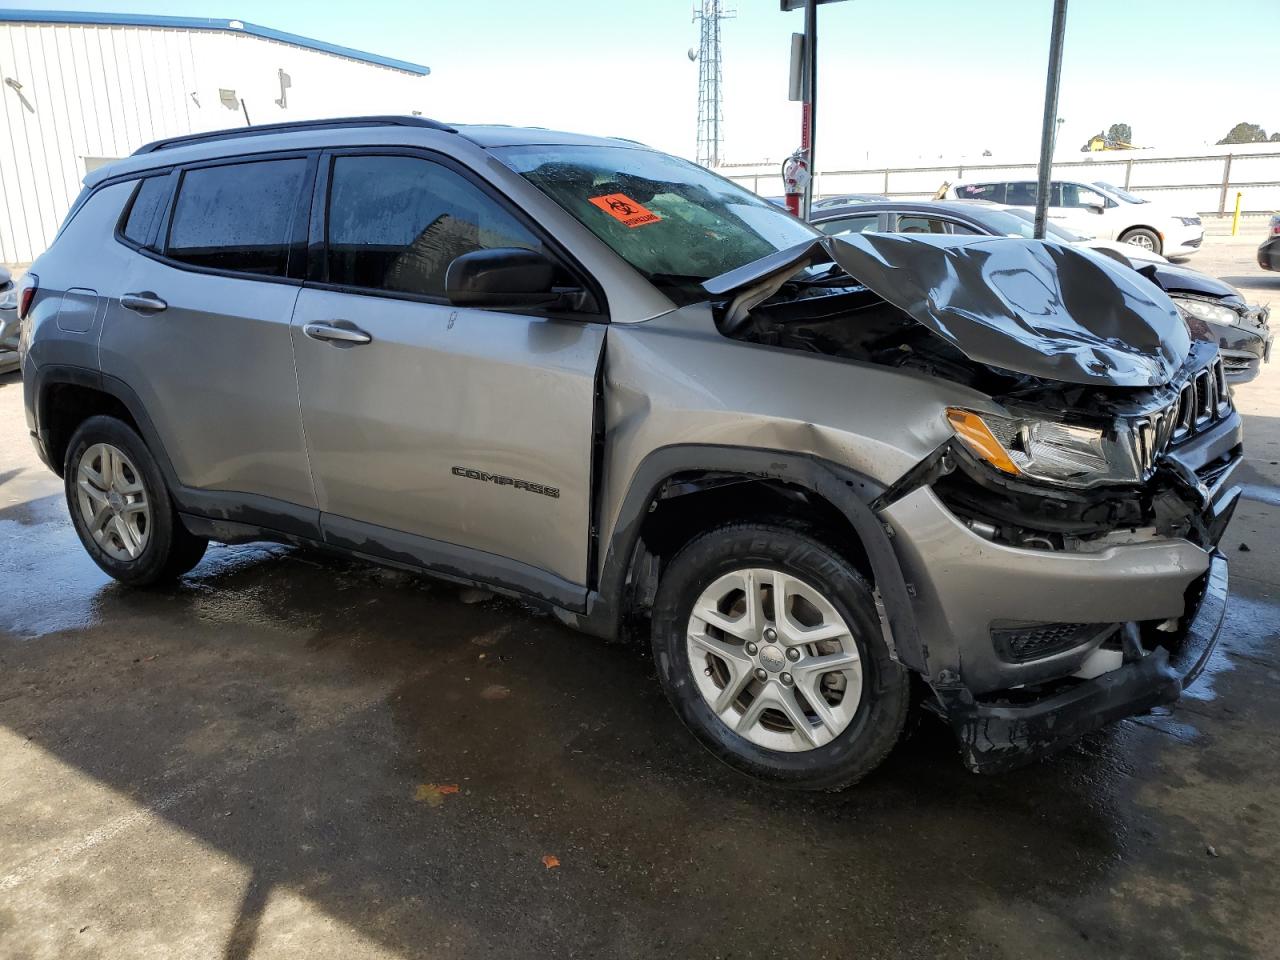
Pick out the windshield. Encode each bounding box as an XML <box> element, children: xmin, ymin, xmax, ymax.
<box><xmin>996</xmin><ymin>207</ymin><xmax>1088</xmax><ymax>242</ymax></box>
<box><xmin>1093</xmin><ymin>181</ymin><xmax>1147</xmax><ymax>204</ymax></box>
<box><xmin>494</xmin><ymin>144</ymin><xmax>819</xmax><ymax>303</ymax></box>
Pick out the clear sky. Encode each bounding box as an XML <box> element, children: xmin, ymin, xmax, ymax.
<box><xmin>13</xmin><ymin>0</ymin><xmax>1279</xmax><ymax>166</ymax></box>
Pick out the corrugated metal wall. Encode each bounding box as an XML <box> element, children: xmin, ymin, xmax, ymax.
<box><xmin>0</xmin><ymin>21</ymin><xmax>428</xmax><ymax>264</ymax></box>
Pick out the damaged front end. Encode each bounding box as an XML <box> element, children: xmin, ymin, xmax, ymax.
<box><xmin>705</xmin><ymin>233</ymin><xmax>1241</xmax><ymax>773</ymax></box>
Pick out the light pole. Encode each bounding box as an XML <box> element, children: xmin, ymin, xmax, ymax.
<box><xmin>1033</xmin><ymin>0</ymin><xmax>1069</xmax><ymax>239</ymax></box>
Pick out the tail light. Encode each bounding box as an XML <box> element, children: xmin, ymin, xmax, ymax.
<box><xmin>18</xmin><ymin>274</ymin><xmax>37</xmax><ymax>320</ymax></box>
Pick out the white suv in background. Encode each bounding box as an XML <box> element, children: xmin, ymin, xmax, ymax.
<box><xmin>940</xmin><ymin>178</ymin><xmax>1203</xmax><ymax>259</ymax></box>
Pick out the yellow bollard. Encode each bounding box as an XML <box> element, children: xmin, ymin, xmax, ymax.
<box><xmin>1232</xmin><ymin>191</ymin><xmax>1242</xmax><ymax>236</ymax></box>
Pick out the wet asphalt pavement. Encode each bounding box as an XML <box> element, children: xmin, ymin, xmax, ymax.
<box><xmin>2</xmin><ymin>234</ymin><xmax>1280</xmax><ymax>959</ymax></box>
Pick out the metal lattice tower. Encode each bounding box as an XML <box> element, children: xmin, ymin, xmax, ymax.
<box><xmin>693</xmin><ymin>0</ymin><xmax>734</xmax><ymax>168</ymax></box>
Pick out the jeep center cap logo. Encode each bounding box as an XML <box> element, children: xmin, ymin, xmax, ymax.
<box><xmin>758</xmin><ymin>644</ymin><xmax>786</xmax><ymax>672</ymax></box>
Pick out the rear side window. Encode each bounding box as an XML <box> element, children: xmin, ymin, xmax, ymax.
<box><xmin>325</xmin><ymin>154</ymin><xmax>545</xmax><ymax>298</ymax></box>
<box><xmin>1004</xmin><ymin>181</ymin><xmax>1039</xmax><ymax>205</ymax></box>
<box><xmin>955</xmin><ymin>182</ymin><xmax>1006</xmax><ymax>203</ymax></box>
<box><xmin>895</xmin><ymin>216</ymin><xmax>981</xmax><ymax>236</ymax></box>
<box><xmin>815</xmin><ymin>214</ymin><xmax>879</xmax><ymax>236</ymax></box>
<box><xmin>122</xmin><ymin>176</ymin><xmax>170</xmax><ymax>248</ymax></box>
<box><xmin>165</xmin><ymin>158</ymin><xmax>307</xmax><ymax>276</ymax></box>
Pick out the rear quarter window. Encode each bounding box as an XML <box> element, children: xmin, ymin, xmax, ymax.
<box><xmin>165</xmin><ymin>158</ymin><xmax>308</xmax><ymax>277</ymax></box>
<box><xmin>121</xmin><ymin>176</ymin><xmax>171</xmax><ymax>248</ymax></box>
<box><xmin>955</xmin><ymin>183</ymin><xmax>1006</xmax><ymax>203</ymax></box>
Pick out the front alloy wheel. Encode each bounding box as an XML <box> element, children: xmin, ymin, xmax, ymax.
<box><xmin>651</xmin><ymin>521</ymin><xmax>909</xmax><ymax>791</ymax></box>
<box><xmin>688</xmin><ymin>568</ymin><xmax>863</xmax><ymax>752</ymax></box>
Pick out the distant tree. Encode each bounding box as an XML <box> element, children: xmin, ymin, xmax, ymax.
<box><xmin>1080</xmin><ymin>123</ymin><xmax>1132</xmax><ymax>151</ymax></box>
<box><xmin>1272</xmin><ymin>132</ymin><xmax>1280</xmax><ymax>142</ymax></box>
<box><xmin>1217</xmin><ymin>122</ymin><xmax>1269</xmax><ymax>144</ymax></box>
<box><xmin>982</xmin><ymin>148</ymin><xmax>992</xmax><ymax>157</ymax></box>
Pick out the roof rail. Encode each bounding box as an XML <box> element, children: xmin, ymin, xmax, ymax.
<box><xmin>132</xmin><ymin>115</ymin><xmax>455</xmax><ymax>156</ymax></box>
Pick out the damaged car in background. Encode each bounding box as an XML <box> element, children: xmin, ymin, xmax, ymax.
<box><xmin>21</xmin><ymin>122</ymin><xmax>1238</xmax><ymax>789</ymax></box>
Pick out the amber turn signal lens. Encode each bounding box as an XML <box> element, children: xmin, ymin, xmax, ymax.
<box><xmin>946</xmin><ymin>408</ymin><xmax>1021</xmax><ymax>476</ymax></box>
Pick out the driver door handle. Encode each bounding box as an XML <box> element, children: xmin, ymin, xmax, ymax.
<box><xmin>120</xmin><ymin>291</ymin><xmax>167</xmax><ymax>314</ymax></box>
<box><xmin>303</xmin><ymin>322</ymin><xmax>372</xmax><ymax>345</ymax></box>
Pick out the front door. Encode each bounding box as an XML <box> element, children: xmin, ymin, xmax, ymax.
<box><xmin>1049</xmin><ymin>181</ymin><xmax>1115</xmax><ymax>239</ymax></box>
<box><xmin>290</xmin><ymin>151</ymin><xmax>605</xmax><ymax>600</ymax></box>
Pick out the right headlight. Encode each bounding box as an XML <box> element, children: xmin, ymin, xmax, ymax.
<box><xmin>1173</xmin><ymin>296</ymin><xmax>1242</xmax><ymax>328</ymax></box>
<box><xmin>946</xmin><ymin>408</ymin><xmax>1140</xmax><ymax>488</ymax></box>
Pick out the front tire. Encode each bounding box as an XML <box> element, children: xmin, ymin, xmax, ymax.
<box><xmin>64</xmin><ymin>416</ymin><xmax>208</xmax><ymax>586</ymax></box>
<box><xmin>1120</xmin><ymin>227</ymin><xmax>1162</xmax><ymax>255</ymax></box>
<box><xmin>651</xmin><ymin>522</ymin><xmax>909</xmax><ymax>791</ymax></box>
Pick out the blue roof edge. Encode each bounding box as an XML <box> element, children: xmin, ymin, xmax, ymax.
<box><xmin>0</xmin><ymin>9</ymin><xmax>430</xmax><ymax>75</ymax></box>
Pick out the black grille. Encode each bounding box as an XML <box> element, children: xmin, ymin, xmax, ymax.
<box><xmin>1134</xmin><ymin>357</ymin><xmax>1230</xmax><ymax>474</ymax></box>
<box><xmin>1186</xmin><ymin>236</ymin><xmax>1203</xmax><ymax>248</ymax></box>
<box><xmin>991</xmin><ymin>622</ymin><xmax>1117</xmax><ymax>664</ymax></box>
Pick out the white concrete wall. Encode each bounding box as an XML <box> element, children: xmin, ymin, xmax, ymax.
<box><xmin>0</xmin><ymin>20</ymin><xmax>429</xmax><ymax>264</ymax></box>
<box><xmin>720</xmin><ymin>142</ymin><xmax>1280</xmax><ymax>217</ymax></box>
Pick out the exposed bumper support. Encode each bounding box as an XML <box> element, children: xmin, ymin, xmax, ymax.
<box><xmin>940</xmin><ymin>552</ymin><xmax>1229</xmax><ymax>774</ymax></box>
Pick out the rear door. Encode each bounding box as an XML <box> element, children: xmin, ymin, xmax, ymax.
<box><xmin>98</xmin><ymin>154</ymin><xmax>319</xmax><ymax>525</ymax></box>
<box><xmin>290</xmin><ymin>149</ymin><xmax>606</xmax><ymax>600</ymax></box>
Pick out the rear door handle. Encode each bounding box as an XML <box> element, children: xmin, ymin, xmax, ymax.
<box><xmin>302</xmin><ymin>322</ymin><xmax>372</xmax><ymax>345</ymax></box>
<box><xmin>120</xmin><ymin>291</ymin><xmax>167</xmax><ymax>314</ymax></box>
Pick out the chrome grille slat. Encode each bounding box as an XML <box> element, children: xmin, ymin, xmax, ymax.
<box><xmin>1131</xmin><ymin>358</ymin><xmax>1231</xmax><ymax>477</ymax></box>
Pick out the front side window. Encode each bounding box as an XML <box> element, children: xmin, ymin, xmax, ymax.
<box><xmin>122</xmin><ymin>176</ymin><xmax>170</xmax><ymax>248</ymax></box>
<box><xmin>955</xmin><ymin>182</ymin><xmax>1006</xmax><ymax>203</ymax></box>
<box><xmin>1093</xmin><ymin>181</ymin><xmax>1144</xmax><ymax>204</ymax></box>
<box><xmin>325</xmin><ymin>154</ymin><xmax>545</xmax><ymax>298</ymax></box>
<box><xmin>495</xmin><ymin>144</ymin><xmax>818</xmax><ymax>304</ymax></box>
<box><xmin>165</xmin><ymin>158</ymin><xmax>307</xmax><ymax>276</ymax></box>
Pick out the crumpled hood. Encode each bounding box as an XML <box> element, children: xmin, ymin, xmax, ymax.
<box><xmin>704</xmin><ymin>233</ymin><xmax>1192</xmax><ymax>387</ymax></box>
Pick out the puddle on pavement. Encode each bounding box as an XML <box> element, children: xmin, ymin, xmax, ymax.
<box><xmin>1182</xmin><ymin>591</ymin><xmax>1279</xmax><ymax>702</ymax></box>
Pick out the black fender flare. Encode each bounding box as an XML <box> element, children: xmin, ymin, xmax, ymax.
<box><xmin>32</xmin><ymin>362</ymin><xmax>180</xmax><ymax>482</ymax></box>
<box><xmin>579</xmin><ymin>444</ymin><xmax>927</xmax><ymax>675</ymax></box>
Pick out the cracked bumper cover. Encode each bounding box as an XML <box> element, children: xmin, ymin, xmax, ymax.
<box><xmin>939</xmin><ymin>552</ymin><xmax>1228</xmax><ymax>774</ymax></box>
<box><xmin>879</xmin><ymin>456</ymin><xmax>1238</xmax><ymax>773</ymax></box>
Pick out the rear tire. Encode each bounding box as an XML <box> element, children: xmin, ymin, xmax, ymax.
<box><xmin>1120</xmin><ymin>227</ymin><xmax>1162</xmax><ymax>255</ymax></box>
<box><xmin>651</xmin><ymin>521</ymin><xmax>909</xmax><ymax>791</ymax></box>
<box><xmin>64</xmin><ymin>415</ymin><xmax>208</xmax><ymax>586</ymax></box>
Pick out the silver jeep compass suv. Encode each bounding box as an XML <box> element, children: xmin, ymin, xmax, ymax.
<box><xmin>19</xmin><ymin>117</ymin><xmax>1239</xmax><ymax>790</ymax></box>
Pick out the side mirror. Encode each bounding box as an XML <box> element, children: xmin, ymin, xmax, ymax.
<box><xmin>1085</xmin><ymin>196</ymin><xmax>1108</xmax><ymax>213</ymax></box>
<box><xmin>445</xmin><ymin>248</ymin><xmax>564</xmax><ymax>308</ymax></box>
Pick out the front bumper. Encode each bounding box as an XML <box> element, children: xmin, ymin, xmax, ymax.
<box><xmin>1259</xmin><ymin>236</ymin><xmax>1280</xmax><ymax>272</ymax></box>
<box><xmin>1164</xmin><ymin>226</ymin><xmax>1204</xmax><ymax>258</ymax></box>
<box><xmin>880</xmin><ymin>484</ymin><xmax>1230</xmax><ymax>695</ymax></box>
<box><xmin>939</xmin><ymin>553</ymin><xmax>1228</xmax><ymax>774</ymax></box>
<box><xmin>880</xmin><ymin>419</ymin><xmax>1240</xmax><ymax>772</ymax></box>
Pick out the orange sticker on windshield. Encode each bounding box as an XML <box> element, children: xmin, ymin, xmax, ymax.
<box><xmin>588</xmin><ymin>193</ymin><xmax>661</xmax><ymax>228</ymax></box>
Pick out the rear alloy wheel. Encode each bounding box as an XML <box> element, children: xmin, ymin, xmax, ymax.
<box><xmin>64</xmin><ymin>416</ymin><xmax>208</xmax><ymax>585</ymax></box>
<box><xmin>1120</xmin><ymin>227</ymin><xmax>1162</xmax><ymax>255</ymax></box>
<box><xmin>652</xmin><ymin>522</ymin><xmax>909</xmax><ymax>791</ymax></box>
<box><xmin>75</xmin><ymin>442</ymin><xmax>152</xmax><ymax>562</ymax></box>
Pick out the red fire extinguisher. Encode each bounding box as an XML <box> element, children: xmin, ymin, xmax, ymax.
<box><xmin>781</xmin><ymin>148</ymin><xmax>810</xmax><ymax>217</ymax></box>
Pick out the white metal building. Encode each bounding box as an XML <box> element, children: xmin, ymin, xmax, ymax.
<box><xmin>0</xmin><ymin>10</ymin><xmax>431</xmax><ymax>264</ymax></box>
